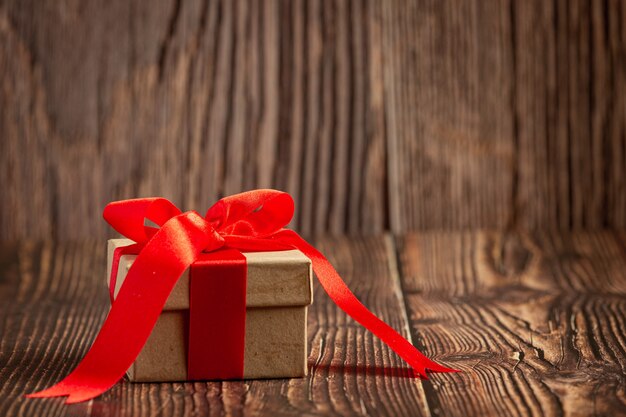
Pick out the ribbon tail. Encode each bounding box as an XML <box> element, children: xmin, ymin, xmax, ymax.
<box><xmin>275</xmin><ymin>231</ymin><xmax>458</xmax><ymax>377</ymax></box>
<box><xmin>26</xmin><ymin>212</ymin><xmax>215</xmax><ymax>403</ymax></box>
<box><xmin>26</xmin><ymin>379</ymin><xmax>114</xmax><ymax>405</ymax></box>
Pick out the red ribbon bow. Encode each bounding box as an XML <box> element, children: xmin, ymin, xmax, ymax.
<box><xmin>27</xmin><ymin>189</ymin><xmax>456</xmax><ymax>403</ymax></box>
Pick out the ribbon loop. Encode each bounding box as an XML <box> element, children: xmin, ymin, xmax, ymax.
<box><xmin>206</xmin><ymin>190</ymin><xmax>294</xmax><ymax>237</ymax></box>
<box><xmin>103</xmin><ymin>198</ymin><xmax>182</xmax><ymax>243</ymax></box>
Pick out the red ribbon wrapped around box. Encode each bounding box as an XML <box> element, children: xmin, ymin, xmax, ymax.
<box><xmin>27</xmin><ymin>190</ymin><xmax>457</xmax><ymax>404</ymax></box>
<box><xmin>110</xmin><ymin>247</ymin><xmax>250</xmax><ymax>380</ymax></box>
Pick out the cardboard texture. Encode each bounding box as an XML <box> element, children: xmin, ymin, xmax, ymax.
<box><xmin>107</xmin><ymin>239</ymin><xmax>313</xmax><ymax>381</ymax></box>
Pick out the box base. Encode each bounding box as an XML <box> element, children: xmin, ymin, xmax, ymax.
<box><xmin>127</xmin><ymin>306</ymin><xmax>308</xmax><ymax>382</ymax></box>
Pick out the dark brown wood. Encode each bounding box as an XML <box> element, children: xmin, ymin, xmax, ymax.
<box><xmin>396</xmin><ymin>231</ymin><xmax>626</xmax><ymax>416</ymax></box>
<box><xmin>514</xmin><ymin>0</ymin><xmax>626</xmax><ymax>229</ymax></box>
<box><xmin>381</xmin><ymin>0</ymin><xmax>516</xmax><ymax>230</ymax></box>
<box><xmin>0</xmin><ymin>236</ymin><xmax>430</xmax><ymax>416</ymax></box>
<box><xmin>1</xmin><ymin>0</ymin><xmax>624</xmax><ymax>239</ymax></box>
<box><xmin>1</xmin><ymin>232</ymin><xmax>625</xmax><ymax>416</ymax></box>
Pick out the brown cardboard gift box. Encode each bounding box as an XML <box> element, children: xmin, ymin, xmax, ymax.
<box><xmin>107</xmin><ymin>238</ymin><xmax>313</xmax><ymax>382</ymax></box>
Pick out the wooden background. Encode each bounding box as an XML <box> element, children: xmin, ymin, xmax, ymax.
<box><xmin>1</xmin><ymin>2</ymin><xmax>626</xmax><ymax>414</ymax></box>
<box><xmin>1</xmin><ymin>0</ymin><xmax>625</xmax><ymax>239</ymax></box>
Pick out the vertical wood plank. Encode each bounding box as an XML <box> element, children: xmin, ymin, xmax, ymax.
<box><xmin>381</xmin><ymin>0</ymin><xmax>515</xmax><ymax>231</ymax></box>
<box><xmin>514</xmin><ymin>0</ymin><xmax>626</xmax><ymax>229</ymax></box>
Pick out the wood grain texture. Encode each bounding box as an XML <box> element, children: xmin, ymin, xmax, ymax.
<box><xmin>381</xmin><ymin>0</ymin><xmax>515</xmax><ymax>230</ymax></box>
<box><xmin>0</xmin><ymin>0</ymin><xmax>624</xmax><ymax>239</ymax></box>
<box><xmin>396</xmin><ymin>231</ymin><xmax>626</xmax><ymax>416</ymax></box>
<box><xmin>514</xmin><ymin>0</ymin><xmax>626</xmax><ymax>229</ymax></box>
<box><xmin>0</xmin><ymin>236</ymin><xmax>431</xmax><ymax>416</ymax></box>
<box><xmin>1</xmin><ymin>232</ymin><xmax>625</xmax><ymax>416</ymax></box>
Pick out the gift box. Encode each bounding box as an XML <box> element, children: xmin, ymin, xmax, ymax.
<box><xmin>107</xmin><ymin>238</ymin><xmax>313</xmax><ymax>382</ymax></box>
<box><xmin>27</xmin><ymin>191</ymin><xmax>454</xmax><ymax>404</ymax></box>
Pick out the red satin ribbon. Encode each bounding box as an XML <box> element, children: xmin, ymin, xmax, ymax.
<box><xmin>27</xmin><ymin>189</ymin><xmax>457</xmax><ymax>404</ymax></box>
<box><xmin>188</xmin><ymin>250</ymin><xmax>247</xmax><ymax>380</ymax></box>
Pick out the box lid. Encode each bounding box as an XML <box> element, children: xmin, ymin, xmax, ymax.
<box><xmin>107</xmin><ymin>239</ymin><xmax>313</xmax><ymax>309</ymax></box>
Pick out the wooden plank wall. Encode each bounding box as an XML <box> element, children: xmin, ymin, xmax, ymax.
<box><xmin>1</xmin><ymin>0</ymin><xmax>624</xmax><ymax>239</ymax></box>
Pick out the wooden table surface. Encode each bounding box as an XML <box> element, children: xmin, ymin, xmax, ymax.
<box><xmin>1</xmin><ymin>232</ymin><xmax>625</xmax><ymax>416</ymax></box>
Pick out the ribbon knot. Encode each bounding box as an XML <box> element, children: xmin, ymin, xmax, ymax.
<box><xmin>172</xmin><ymin>211</ymin><xmax>225</xmax><ymax>253</ymax></box>
<box><xmin>27</xmin><ymin>189</ymin><xmax>457</xmax><ymax>404</ymax></box>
